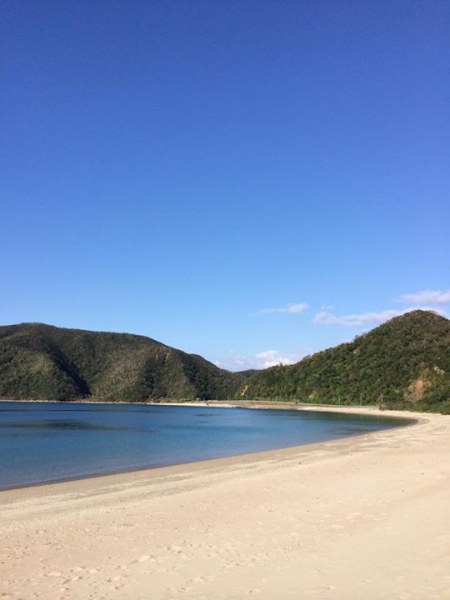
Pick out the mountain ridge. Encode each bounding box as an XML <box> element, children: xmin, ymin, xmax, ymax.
<box><xmin>240</xmin><ymin>310</ymin><xmax>450</xmax><ymax>413</ymax></box>
<box><xmin>0</xmin><ymin>322</ymin><xmax>243</xmax><ymax>402</ymax></box>
<box><xmin>0</xmin><ymin>310</ymin><xmax>449</xmax><ymax>412</ymax></box>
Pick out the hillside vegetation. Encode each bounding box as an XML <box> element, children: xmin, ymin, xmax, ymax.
<box><xmin>0</xmin><ymin>323</ymin><xmax>242</xmax><ymax>402</ymax></box>
<box><xmin>1</xmin><ymin>311</ymin><xmax>449</xmax><ymax>412</ymax></box>
<box><xmin>240</xmin><ymin>311</ymin><xmax>450</xmax><ymax>413</ymax></box>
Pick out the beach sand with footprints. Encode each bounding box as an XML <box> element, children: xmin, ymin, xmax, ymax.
<box><xmin>1</xmin><ymin>406</ymin><xmax>449</xmax><ymax>600</ymax></box>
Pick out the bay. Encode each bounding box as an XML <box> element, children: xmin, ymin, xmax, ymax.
<box><xmin>0</xmin><ymin>401</ymin><xmax>410</xmax><ymax>490</ymax></box>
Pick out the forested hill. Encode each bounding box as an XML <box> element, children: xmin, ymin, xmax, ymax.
<box><xmin>0</xmin><ymin>323</ymin><xmax>243</xmax><ymax>402</ymax></box>
<box><xmin>240</xmin><ymin>311</ymin><xmax>450</xmax><ymax>413</ymax></box>
<box><xmin>1</xmin><ymin>312</ymin><xmax>449</xmax><ymax>412</ymax></box>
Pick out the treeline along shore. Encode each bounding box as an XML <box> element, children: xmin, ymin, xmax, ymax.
<box><xmin>0</xmin><ymin>310</ymin><xmax>449</xmax><ymax>413</ymax></box>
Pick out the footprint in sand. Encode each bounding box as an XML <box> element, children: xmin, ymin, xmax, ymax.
<box><xmin>190</xmin><ymin>575</ymin><xmax>214</xmax><ymax>584</ymax></box>
<box><xmin>138</xmin><ymin>555</ymin><xmax>151</xmax><ymax>563</ymax></box>
<box><xmin>167</xmin><ymin>586</ymin><xmax>192</xmax><ymax>594</ymax></box>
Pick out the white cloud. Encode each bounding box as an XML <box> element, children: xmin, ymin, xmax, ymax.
<box><xmin>216</xmin><ymin>348</ymin><xmax>310</xmax><ymax>371</ymax></box>
<box><xmin>259</xmin><ymin>303</ymin><xmax>309</xmax><ymax>315</ymax></box>
<box><xmin>400</xmin><ymin>289</ymin><xmax>450</xmax><ymax>305</ymax></box>
<box><xmin>314</xmin><ymin>306</ymin><xmax>446</xmax><ymax>327</ymax></box>
<box><xmin>314</xmin><ymin>309</ymin><xmax>404</xmax><ymax>327</ymax></box>
<box><xmin>255</xmin><ymin>350</ymin><xmax>296</xmax><ymax>368</ymax></box>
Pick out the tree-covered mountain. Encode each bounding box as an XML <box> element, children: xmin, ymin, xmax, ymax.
<box><xmin>1</xmin><ymin>311</ymin><xmax>449</xmax><ymax>412</ymax></box>
<box><xmin>239</xmin><ymin>310</ymin><xmax>450</xmax><ymax>413</ymax></box>
<box><xmin>0</xmin><ymin>323</ymin><xmax>243</xmax><ymax>402</ymax></box>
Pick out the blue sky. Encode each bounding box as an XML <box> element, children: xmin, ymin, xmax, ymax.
<box><xmin>1</xmin><ymin>1</ymin><xmax>449</xmax><ymax>370</ymax></box>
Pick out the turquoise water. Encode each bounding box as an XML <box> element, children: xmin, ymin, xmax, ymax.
<box><xmin>0</xmin><ymin>402</ymin><xmax>410</xmax><ymax>490</ymax></box>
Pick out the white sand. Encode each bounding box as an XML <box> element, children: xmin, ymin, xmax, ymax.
<box><xmin>1</xmin><ymin>406</ymin><xmax>449</xmax><ymax>600</ymax></box>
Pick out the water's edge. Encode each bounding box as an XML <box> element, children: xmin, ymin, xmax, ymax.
<box><xmin>0</xmin><ymin>401</ymin><xmax>416</xmax><ymax>491</ymax></box>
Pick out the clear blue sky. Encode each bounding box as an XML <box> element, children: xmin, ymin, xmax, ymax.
<box><xmin>2</xmin><ymin>1</ymin><xmax>449</xmax><ymax>370</ymax></box>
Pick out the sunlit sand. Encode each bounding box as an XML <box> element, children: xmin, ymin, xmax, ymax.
<box><xmin>1</xmin><ymin>406</ymin><xmax>449</xmax><ymax>599</ymax></box>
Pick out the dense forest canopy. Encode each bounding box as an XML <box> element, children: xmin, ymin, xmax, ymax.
<box><xmin>240</xmin><ymin>311</ymin><xmax>450</xmax><ymax>413</ymax></box>
<box><xmin>0</xmin><ymin>323</ymin><xmax>243</xmax><ymax>402</ymax></box>
<box><xmin>0</xmin><ymin>311</ymin><xmax>448</xmax><ymax>413</ymax></box>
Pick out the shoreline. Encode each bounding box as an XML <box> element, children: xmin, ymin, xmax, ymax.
<box><xmin>0</xmin><ymin>396</ymin><xmax>417</xmax><ymax>414</ymax></box>
<box><xmin>1</xmin><ymin>409</ymin><xmax>449</xmax><ymax>599</ymax></box>
<box><xmin>0</xmin><ymin>405</ymin><xmax>425</xmax><ymax>502</ymax></box>
<box><xmin>0</xmin><ymin>396</ymin><xmax>428</xmax><ymax>411</ymax></box>
<box><xmin>0</xmin><ymin>401</ymin><xmax>416</xmax><ymax>493</ymax></box>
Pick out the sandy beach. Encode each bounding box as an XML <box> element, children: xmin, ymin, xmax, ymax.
<box><xmin>1</xmin><ymin>406</ymin><xmax>449</xmax><ymax>600</ymax></box>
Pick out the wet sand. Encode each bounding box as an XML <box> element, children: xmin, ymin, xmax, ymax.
<box><xmin>1</xmin><ymin>406</ymin><xmax>449</xmax><ymax>599</ymax></box>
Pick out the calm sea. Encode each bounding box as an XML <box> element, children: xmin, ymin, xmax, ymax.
<box><xmin>0</xmin><ymin>402</ymin><xmax>410</xmax><ymax>490</ymax></box>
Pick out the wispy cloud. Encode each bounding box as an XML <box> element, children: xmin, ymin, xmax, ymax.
<box><xmin>259</xmin><ymin>303</ymin><xmax>309</xmax><ymax>315</ymax></box>
<box><xmin>314</xmin><ymin>305</ymin><xmax>446</xmax><ymax>327</ymax></box>
<box><xmin>400</xmin><ymin>289</ymin><xmax>450</xmax><ymax>305</ymax></box>
<box><xmin>216</xmin><ymin>348</ymin><xmax>310</xmax><ymax>371</ymax></box>
<box><xmin>314</xmin><ymin>309</ymin><xmax>404</xmax><ymax>327</ymax></box>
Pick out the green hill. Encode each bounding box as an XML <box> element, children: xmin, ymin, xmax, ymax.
<box><xmin>240</xmin><ymin>311</ymin><xmax>450</xmax><ymax>413</ymax></box>
<box><xmin>0</xmin><ymin>323</ymin><xmax>243</xmax><ymax>402</ymax></box>
<box><xmin>1</xmin><ymin>311</ymin><xmax>449</xmax><ymax>412</ymax></box>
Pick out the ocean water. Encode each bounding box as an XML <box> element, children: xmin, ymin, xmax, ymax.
<box><xmin>0</xmin><ymin>402</ymin><xmax>410</xmax><ymax>490</ymax></box>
